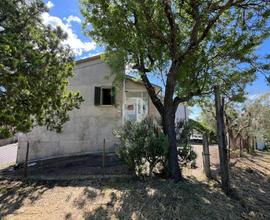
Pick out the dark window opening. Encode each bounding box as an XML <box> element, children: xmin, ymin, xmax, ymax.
<box><xmin>102</xmin><ymin>88</ymin><xmax>112</xmax><ymax>105</ymax></box>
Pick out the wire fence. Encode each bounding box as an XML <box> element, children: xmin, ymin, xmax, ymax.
<box><xmin>0</xmin><ymin>138</ymin><xmax>129</xmax><ymax>178</ymax></box>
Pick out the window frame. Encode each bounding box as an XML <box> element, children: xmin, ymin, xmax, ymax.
<box><xmin>124</xmin><ymin>90</ymin><xmax>149</xmax><ymax>122</ymax></box>
<box><xmin>94</xmin><ymin>86</ymin><xmax>115</xmax><ymax>106</ymax></box>
<box><xmin>101</xmin><ymin>86</ymin><xmax>113</xmax><ymax>106</ymax></box>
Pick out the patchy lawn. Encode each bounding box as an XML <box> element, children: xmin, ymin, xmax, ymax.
<box><xmin>0</xmin><ymin>151</ymin><xmax>270</xmax><ymax>220</ymax></box>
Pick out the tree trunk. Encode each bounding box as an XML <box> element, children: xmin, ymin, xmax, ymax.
<box><xmin>253</xmin><ymin>137</ymin><xmax>257</xmax><ymax>152</ymax></box>
<box><xmin>229</xmin><ymin>133</ymin><xmax>237</xmax><ymax>150</ymax></box>
<box><xmin>140</xmin><ymin>61</ymin><xmax>183</xmax><ymax>182</ymax></box>
<box><xmin>246</xmin><ymin>136</ymin><xmax>251</xmax><ymax>154</ymax></box>
<box><xmin>162</xmin><ymin>107</ymin><xmax>182</xmax><ymax>182</ymax></box>
<box><xmin>214</xmin><ymin>86</ymin><xmax>230</xmax><ymax>195</ymax></box>
<box><xmin>239</xmin><ymin>137</ymin><xmax>243</xmax><ymax>157</ymax></box>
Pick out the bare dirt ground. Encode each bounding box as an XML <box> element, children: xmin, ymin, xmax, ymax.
<box><xmin>0</xmin><ymin>151</ymin><xmax>269</xmax><ymax>220</ymax></box>
<box><xmin>183</xmin><ymin>144</ymin><xmax>220</xmax><ymax>180</ymax></box>
<box><xmin>229</xmin><ymin>152</ymin><xmax>270</xmax><ymax>219</ymax></box>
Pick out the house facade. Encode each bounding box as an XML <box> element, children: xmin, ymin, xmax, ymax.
<box><xmin>16</xmin><ymin>55</ymin><xmax>188</xmax><ymax>163</ymax></box>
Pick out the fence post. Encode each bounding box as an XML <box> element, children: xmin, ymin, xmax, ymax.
<box><xmin>202</xmin><ymin>133</ymin><xmax>211</xmax><ymax>179</ymax></box>
<box><xmin>215</xmin><ymin>86</ymin><xmax>230</xmax><ymax>195</ymax></box>
<box><xmin>24</xmin><ymin>141</ymin><xmax>29</xmax><ymax>178</ymax></box>
<box><xmin>227</xmin><ymin>132</ymin><xmax>231</xmax><ymax>162</ymax></box>
<box><xmin>239</xmin><ymin>137</ymin><xmax>243</xmax><ymax>157</ymax></box>
<box><xmin>102</xmin><ymin>139</ymin><xmax>106</xmax><ymax>176</ymax></box>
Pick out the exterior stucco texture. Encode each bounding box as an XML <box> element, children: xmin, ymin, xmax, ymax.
<box><xmin>16</xmin><ymin>59</ymin><xmax>160</xmax><ymax>163</ymax></box>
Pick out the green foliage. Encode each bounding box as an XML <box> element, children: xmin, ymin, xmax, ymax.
<box><xmin>176</xmin><ymin>121</ymin><xmax>197</xmax><ymax>167</ymax></box>
<box><xmin>188</xmin><ymin>119</ymin><xmax>211</xmax><ymax>134</ymax></box>
<box><xmin>113</xmin><ymin>118</ymin><xmax>168</xmax><ymax>176</ymax></box>
<box><xmin>199</xmin><ymin>93</ymin><xmax>270</xmax><ymax>151</ymax></box>
<box><xmin>114</xmin><ymin>118</ymin><xmax>200</xmax><ymax>175</ymax></box>
<box><xmin>81</xmin><ymin>0</ymin><xmax>270</xmax><ymax>100</ymax></box>
<box><xmin>246</xmin><ymin>93</ymin><xmax>270</xmax><ymax>146</ymax></box>
<box><xmin>81</xmin><ymin>1</ymin><xmax>270</xmax><ymax>179</ymax></box>
<box><xmin>0</xmin><ymin>0</ymin><xmax>83</xmax><ymax>137</ymax></box>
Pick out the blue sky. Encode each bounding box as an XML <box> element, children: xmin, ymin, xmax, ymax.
<box><xmin>43</xmin><ymin>0</ymin><xmax>269</xmax><ymax>119</ymax></box>
<box><xmin>43</xmin><ymin>0</ymin><xmax>102</xmax><ymax>58</ymax></box>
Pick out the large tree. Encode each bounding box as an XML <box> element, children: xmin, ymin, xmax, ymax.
<box><xmin>200</xmin><ymin>93</ymin><xmax>270</xmax><ymax>153</ymax></box>
<box><xmin>0</xmin><ymin>0</ymin><xmax>83</xmax><ymax>137</ymax></box>
<box><xmin>81</xmin><ymin>0</ymin><xmax>270</xmax><ymax>181</ymax></box>
<box><xmin>244</xmin><ymin>93</ymin><xmax>270</xmax><ymax>150</ymax></box>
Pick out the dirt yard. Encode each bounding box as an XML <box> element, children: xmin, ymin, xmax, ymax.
<box><xmin>0</xmin><ymin>151</ymin><xmax>270</xmax><ymax>220</ymax></box>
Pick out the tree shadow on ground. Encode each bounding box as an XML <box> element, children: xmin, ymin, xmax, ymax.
<box><xmin>77</xmin><ymin>178</ymin><xmax>246</xmax><ymax>220</ymax></box>
<box><xmin>230</xmin><ymin>164</ymin><xmax>270</xmax><ymax>219</ymax></box>
<box><xmin>210</xmin><ymin>152</ymin><xmax>270</xmax><ymax>220</ymax></box>
<box><xmin>0</xmin><ymin>178</ymin><xmax>51</xmax><ymax>218</ymax></box>
<box><xmin>0</xmin><ymin>176</ymin><xmax>246</xmax><ymax>220</ymax></box>
<box><xmin>1</xmin><ymin>151</ymin><xmax>269</xmax><ymax>220</ymax></box>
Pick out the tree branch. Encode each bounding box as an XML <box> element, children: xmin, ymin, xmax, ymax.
<box><xmin>173</xmin><ymin>89</ymin><xmax>201</xmax><ymax>105</ymax></box>
<box><xmin>138</xmin><ymin>0</ymin><xmax>168</xmax><ymax>45</ymax></box>
<box><xmin>189</xmin><ymin>0</ymin><xmax>200</xmax><ymax>49</ymax></box>
<box><xmin>132</xmin><ymin>56</ymin><xmax>164</xmax><ymax>115</ymax></box>
<box><xmin>140</xmin><ymin>73</ymin><xmax>164</xmax><ymax>115</ymax></box>
<box><xmin>184</xmin><ymin>0</ymin><xmax>245</xmax><ymax>58</ymax></box>
<box><xmin>162</xmin><ymin>0</ymin><xmax>178</xmax><ymax>59</ymax></box>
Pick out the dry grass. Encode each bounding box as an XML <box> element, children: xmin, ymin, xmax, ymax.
<box><xmin>230</xmin><ymin>151</ymin><xmax>270</xmax><ymax>219</ymax></box>
<box><xmin>0</xmin><ymin>151</ymin><xmax>270</xmax><ymax>220</ymax></box>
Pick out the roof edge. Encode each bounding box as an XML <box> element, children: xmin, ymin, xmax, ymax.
<box><xmin>75</xmin><ymin>55</ymin><xmax>101</xmax><ymax>65</ymax></box>
<box><xmin>126</xmin><ymin>75</ymin><xmax>162</xmax><ymax>90</ymax></box>
<box><xmin>75</xmin><ymin>55</ymin><xmax>162</xmax><ymax>90</ymax></box>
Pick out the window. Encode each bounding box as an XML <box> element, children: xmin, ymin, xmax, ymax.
<box><xmin>124</xmin><ymin>91</ymin><xmax>149</xmax><ymax>122</ymax></box>
<box><xmin>102</xmin><ymin>88</ymin><xmax>112</xmax><ymax>105</ymax></box>
<box><xmin>94</xmin><ymin>87</ymin><xmax>115</xmax><ymax>106</ymax></box>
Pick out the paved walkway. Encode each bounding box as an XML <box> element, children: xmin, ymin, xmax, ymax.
<box><xmin>0</xmin><ymin>143</ymin><xmax>17</xmax><ymax>168</ymax></box>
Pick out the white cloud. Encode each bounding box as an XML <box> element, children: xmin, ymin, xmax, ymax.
<box><xmin>64</xmin><ymin>15</ymin><xmax>82</xmax><ymax>27</ymax></box>
<box><xmin>41</xmin><ymin>12</ymin><xmax>96</xmax><ymax>56</ymax></box>
<box><xmin>46</xmin><ymin>1</ymin><xmax>54</xmax><ymax>9</ymax></box>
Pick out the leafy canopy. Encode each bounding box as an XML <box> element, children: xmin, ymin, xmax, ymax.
<box><xmin>199</xmin><ymin>93</ymin><xmax>270</xmax><ymax>146</ymax></box>
<box><xmin>0</xmin><ymin>0</ymin><xmax>83</xmax><ymax>137</ymax></box>
<box><xmin>81</xmin><ymin>0</ymin><xmax>270</xmax><ymax>107</ymax></box>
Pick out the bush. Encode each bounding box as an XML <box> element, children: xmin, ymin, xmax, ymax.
<box><xmin>176</xmin><ymin>120</ymin><xmax>197</xmax><ymax>167</ymax></box>
<box><xmin>113</xmin><ymin>118</ymin><xmax>168</xmax><ymax>176</ymax></box>
<box><xmin>114</xmin><ymin>118</ymin><xmax>197</xmax><ymax>176</ymax></box>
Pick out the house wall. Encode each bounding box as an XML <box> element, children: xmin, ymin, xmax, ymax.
<box><xmin>125</xmin><ymin>79</ymin><xmax>160</xmax><ymax>119</ymax></box>
<box><xmin>16</xmin><ymin>58</ymin><xmax>187</xmax><ymax>163</ymax></box>
<box><xmin>175</xmin><ymin>104</ymin><xmax>188</xmax><ymax>123</ymax></box>
<box><xmin>17</xmin><ymin>59</ymin><xmax>123</xmax><ymax>163</ymax></box>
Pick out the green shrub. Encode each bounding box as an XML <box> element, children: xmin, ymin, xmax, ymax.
<box><xmin>176</xmin><ymin>121</ymin><xmax>197</xmax><ymax>167</ymax></box>
<box><xmin>113</xmin><ymin>118</ymin><xmax>168</xmax><ymax>176</ymax></box>
<box><xmin>114</xmin><ymin>118</ymin><xmax>197</xmax><ymax>176</ymax></box>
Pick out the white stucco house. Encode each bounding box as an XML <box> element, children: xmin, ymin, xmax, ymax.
<box><xmin>16</xmin><ymin>55</ymin><xmax>188</xmax><ymax>163</ymax></box>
